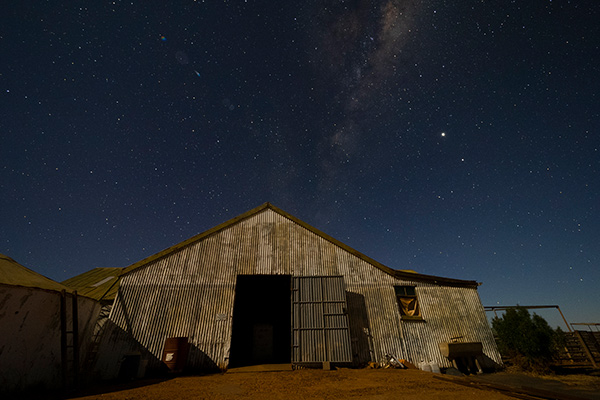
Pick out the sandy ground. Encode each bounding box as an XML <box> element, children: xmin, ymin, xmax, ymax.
<box><xmin>66</xmin><ymin>368</ymin><xmax>524</xmax><ymax>400</ymax></box>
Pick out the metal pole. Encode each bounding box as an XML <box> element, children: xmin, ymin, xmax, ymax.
<box><xmin>484</xmin><ymin>305</ymin><xmax>573</xmax><ymax>332</ymax></box>
<box><xmin>60</xmin><ymin>290</ymin><xmax>68</xmax><ymax>389</ymax></box>
<box><xmin>555</xmin><ymin>306</ymin><xmax>572</xmax><ymax>333</ymax></box>
<box><xmin>72</xmin><ymin>291</ymin><xmax>80</xmax><ymax>386</ymax></box>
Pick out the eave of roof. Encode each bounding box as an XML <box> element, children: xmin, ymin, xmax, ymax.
<box><xmin>119</xmin><ymin>203</ymin><xmax>479</xmax><ymax>288</ymax></box>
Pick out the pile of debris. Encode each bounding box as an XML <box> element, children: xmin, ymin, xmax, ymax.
<box><xmin>368</xmin><ymin>354</ymin><xmax>418</xmax><ymax>370</ymax></box>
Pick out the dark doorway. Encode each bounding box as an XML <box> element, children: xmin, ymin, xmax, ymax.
<box><xmin>229</xmin><ymin>275</ymin><xmax>291</xmax><ymax>367</ymax></box>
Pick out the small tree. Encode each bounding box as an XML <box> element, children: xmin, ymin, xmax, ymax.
<box><xmin>492</xmin><ymin>306</ymin><xmax>564</xmax><ymax>373</ymax></box>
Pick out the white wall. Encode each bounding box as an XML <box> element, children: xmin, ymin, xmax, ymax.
<box><xmin>0</xmin><ymin>285</ymin><xmax>100</xmax><ymax>392</ymax></box>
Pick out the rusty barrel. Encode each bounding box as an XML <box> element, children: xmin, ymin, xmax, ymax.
<box><xmin>162</xmin><ymin>337</ymin><xmax>190</xmax><ymax>371</ymax></box>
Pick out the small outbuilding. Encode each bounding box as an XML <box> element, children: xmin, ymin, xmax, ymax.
<box><xmin>0</xmin><ymin>254</ymin><xmax>101</xmax><ymax>393</ymax></box>
<box><xmin>94</xmin><ymin>203</ymin><xmax>502</xmax><ymax>378</ymax></box>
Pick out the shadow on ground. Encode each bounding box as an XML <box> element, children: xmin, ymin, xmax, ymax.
<box><xmin>469</xmin><ymin>366</ymin><xmax>600</xmax><ymax>400</ymax></box>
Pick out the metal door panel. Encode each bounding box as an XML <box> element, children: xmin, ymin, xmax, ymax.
<box><xmin>291</xmin><ymin>276</ymin><xmax>352</xmax><ymax>364</ymax></box>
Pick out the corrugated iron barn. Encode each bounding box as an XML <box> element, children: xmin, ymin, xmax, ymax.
<box><xmin>94</xmin><ymin>203</ymin><xmax>502</xmax><ymax>378</ymax></box>
<box><xmin>0</xmin><ymin>254</ymin><xmax>101</xmax><ymax>392</ymax></box>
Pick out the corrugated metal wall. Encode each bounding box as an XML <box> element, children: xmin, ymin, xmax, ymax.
<box><xmin>103</xmin><ymin>208</ymin><xmax>501</xmax><ymax>376</ymax></box>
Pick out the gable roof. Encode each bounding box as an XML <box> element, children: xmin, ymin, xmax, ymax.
<box><xmin>62</xmin><ymin>267</ymin><xmax>122</xmax><ymax>302</ymax></box>
<box><xmin>0</xmin><ymin>253</ymin><xmax>74</xmax><ymax>293</ymax></box>
<box><xmin>119</xmin><ymin>203</ymin><xmax>478</xmax><ymax>288</ymax></box>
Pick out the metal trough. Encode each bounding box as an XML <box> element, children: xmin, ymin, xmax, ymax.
<box><xmin>439</xmin><ymin>342</ymin><xmax>483</xmax><ymax>358</ymax></box>
<box><xmin>439</xmin><ymin>342</ymin><xmax>483</xmax><ymax>374</ymax></box>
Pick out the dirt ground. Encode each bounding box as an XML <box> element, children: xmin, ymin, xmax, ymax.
<box><xmin>472</xmin><ymin>369</ymin><xmax>600</xmax><ymax>400</ymax></box>
<box><xmin>61</xmin><ymin>367</ymin><xmax>600</xmax><ymax>400</ymax></box>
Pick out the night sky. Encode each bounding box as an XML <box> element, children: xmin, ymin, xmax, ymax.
<box><xmin>2</xmin><ymin>1</ymin><xmax>598</xmax><ymax>328</ymax></box>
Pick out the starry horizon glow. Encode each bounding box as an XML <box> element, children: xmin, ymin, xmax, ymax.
<box><xmin>1</xmin><ymin>1</ymin><xmax>599</xmax><ymax>328</ymax></box>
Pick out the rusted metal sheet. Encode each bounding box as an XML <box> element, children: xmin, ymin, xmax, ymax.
<box><xmin>101</xmin><ymin>207</ymin><xmax>501</xmax><ymax>377</ymax></box>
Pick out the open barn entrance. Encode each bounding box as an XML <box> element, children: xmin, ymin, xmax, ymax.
<box><xmin>229</xmin><ymin>275</ymin><xmax>291</xmax><ymax>367</ymax></box>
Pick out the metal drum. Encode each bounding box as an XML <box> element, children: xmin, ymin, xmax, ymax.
<box><xmin>162</xmin><ymin>337</ymin><xmax>190</xmax><ymax>372</ymax></box>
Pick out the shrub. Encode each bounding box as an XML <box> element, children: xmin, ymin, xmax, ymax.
<box><xmin>492</xmin><ymin>306</ymin><xmax>564</xmax><ymax>373</ymax></box>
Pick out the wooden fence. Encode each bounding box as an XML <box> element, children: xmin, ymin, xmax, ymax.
<box><xmin>559</xmin><ymin>330</ymin><xmax>600</xmax><ymax>368</ymax></box>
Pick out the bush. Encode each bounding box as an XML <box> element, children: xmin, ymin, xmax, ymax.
<box><xmin>492</xmin><ymin>306</ymin><xmax>564</xmax><ymax>373</ymax></box>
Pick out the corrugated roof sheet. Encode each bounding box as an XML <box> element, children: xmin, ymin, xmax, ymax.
<box><xmin>0</xmin><ymin>253</ymin><xmax>73</xmax><ymax>293</ymax></box>
<box><xmin>62</xmin><ymin>267</ymin><xmax>122</xmax><ymax>301</ymax></box>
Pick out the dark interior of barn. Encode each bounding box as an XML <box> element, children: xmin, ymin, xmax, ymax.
<box><xmin>229</xmin><ymin>274</ymin><xmax>292</xmax><ymax>367</ymax></box>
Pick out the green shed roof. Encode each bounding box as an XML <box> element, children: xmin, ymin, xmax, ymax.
<box><xmin>62</xmin><ymin>267</ymin><xmax>122</xmax><ymax>301</ymax></box>
<box><xmin>0</xmin><ymin>253</ymin><xmax>73</xmax><ymax>293</ymax></box>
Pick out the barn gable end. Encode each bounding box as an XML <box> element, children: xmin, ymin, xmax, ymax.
<box><xmin>96</xmin><ymin>204</ymin><xmax>501</xmax><ymax>377</ymax></box>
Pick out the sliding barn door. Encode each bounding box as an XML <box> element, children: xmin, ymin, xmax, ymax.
<box><xmin>291</xmin><ymin>276</ymin><xmax>352</xmax><ymax>365</ymax></box>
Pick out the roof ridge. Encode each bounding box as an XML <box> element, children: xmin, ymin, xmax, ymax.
<box><xmin>117</xmin><ymin>203</ymin><xmax>478</xmax><ymax>287</ymax></box>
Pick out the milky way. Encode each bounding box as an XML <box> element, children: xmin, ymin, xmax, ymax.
<box><xmin>308</xmin><ymin>1</ymin><xmax>421</xmax><ymax>171</ymax></box>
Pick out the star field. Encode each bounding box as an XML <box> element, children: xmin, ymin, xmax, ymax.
<box><xmin>1</xmin><ymin>0</ymin><xmax>599</xmax><ymax>328</ymax></box>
